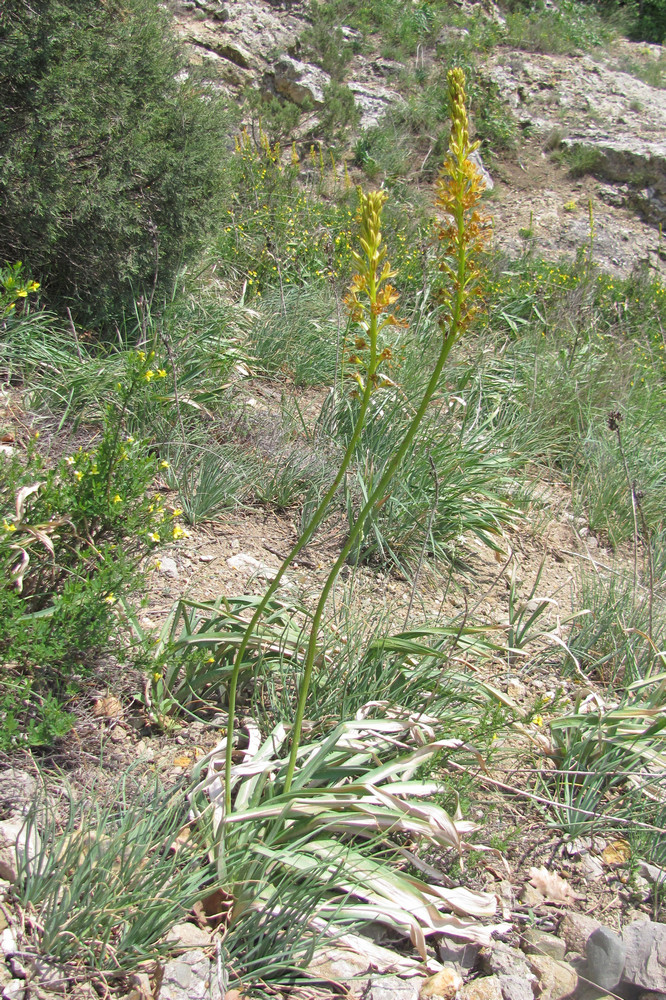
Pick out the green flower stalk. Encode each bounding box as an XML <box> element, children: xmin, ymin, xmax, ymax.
<box><xmin>282</xmin><ymin>67</ymin><xmax>489</xmax><ymax>792</ymax></box>
<box><xmin>221</xmin><ymin>188</ymin><xmax>400</xmax><ymax>812</ymax></box>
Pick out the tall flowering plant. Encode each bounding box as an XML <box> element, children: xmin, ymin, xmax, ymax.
<box><xmin>221</xmin><ymin>68</ymin><xmax>489</xmax><ymax>806</ymax></box>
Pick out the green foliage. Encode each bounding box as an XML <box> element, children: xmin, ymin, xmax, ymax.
<box><xmin>561</xmin><ymin>142</ymin><xmax>605</xmax><ymax>178</ymax></box>
<box><xmin>218</xmin><ymin>134</ymin><xmax>428</xmax><ymax>306</ymax></box>
<box><xmin>319</xmin><ymin>81</ymin><xmax>361</xmax><ymax>144</ymax></box>
<box><xmin>0</xmin><ymin>0</ymin><xmax>233</xmax><ymax>327</ymax></box>
<box><xmin>243</xmin><ymin>88</ymin><xmax>304</xmax><ymax>144</ymax></box>
<box><xmin>503</xmin><ymin>0</ymin><xmax>615</xmax><ymax>53</ymax></box>
<box><xmin>305</xmin><ymin>0</ymin><xmax>444</xmax><ymax>56</ymax></box>
<box><xmin>18</xmin><ymin>778</ymin><xmax>219</xmax><ymax>972</ymax></box>
<box><xmin>0</xmin><ymin>262</ymin><xmax>40</xmax><ymax>318</ymax></box>
<box><xmin>594</xmin><ymin>0</ymin><xmax>666</xmax><ymax>43</ymax></box>
<box><xmin>300</xmin><ymin>3</ymin><xmax>359</xmax><ymax>80</ymax></box>
<box><xmin>324</xmin><ymin>382</ymin><xmax>520</xmax><ymax>571</ymax></box>
<box><xmin>354</xmin><ymin>56</ymin><xmax>516</xmax><ymax>185</ymax></box>
<box><xmin>469</xmin><ymin>256</ymin><xmax>666</xmax><ymax>545</ymax></box>
<box><xmin>0</xmin><ymin>352</ymin><xmax>191</xmax><ymax>750</ymax></box>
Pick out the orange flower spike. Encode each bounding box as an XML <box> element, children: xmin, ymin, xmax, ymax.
<box><xmin>343</xmin><ymin>187</ymin><xmax>405</xmax><ymax>392</ymax></box>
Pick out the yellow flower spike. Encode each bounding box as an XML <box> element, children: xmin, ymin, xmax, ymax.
<box><xmin>342</xmin><ymin>188</ymin><xmax>405</xmax><ymax>392</ymax></box>
<box><xmin>435</xmin><ymin>68</ymin><xmax>490</xmax><ymax>343</ymax></box>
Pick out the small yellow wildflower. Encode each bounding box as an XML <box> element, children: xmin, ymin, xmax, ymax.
<box><xmin>153</xmin><ymin>559</ymin><xmax>162</xmax><ymax>569</ymax></box>
<box><xmin>64</xmin><ymin>456</ymin><xmax>74</xmax><ymax>465</ymax></box>
<box><xmin>144</xmin><ymin>370</ymin><xmax>154</xmax><ymax>381</ymax></box>
<box><xmin>533</xmin><ymin>714</ymin><xmax>544</xmax><ymax>727</ymax></box>
<box><xmin>148</xmin><ymin>531</ymin><xmax>160</xmax><ymax>543</ymax></box>
<box><xmin>112</xmin><ymin>494</ymin><xmax>122</xmax><ymax>504</ymax></box>
<box><xmin>171</xmin><ymin>508</ymin><xmax>183</xmax><ymax>517</ymax></box>
<box><xmin>3</xmin><ymin>519</ymin><xmax>16</xmax><ymax>532</ymax></box>
<box><xmin>17</xmin><ymin>289</ymin><xmax>27</xmax><ymax>298</ymax></box>
<box><xmin>205</xmin><ymin>656</ymin><xmax>215</xmax><ymax>664</ymax></box>
<box><xmin>159</xmin><ymin>460</ymin><xmax>169</xmax><ymax>469</ymax></box>
<box><xmin>28</xmin><ymin>281</ymin><xmax>40</xmax><ymax>292</ymax></box>
<box><xmin>137</xmin><ymin>351</ymin><xmax>146</xmax><ymax>362</ymax></box>
<box><xmin>74</xmin><ymin>470</ymin><xmax>83</xmax><ymax>481</ymax></box>
<box><xmin>172</xmin><ymin>525</ymin><xmax>188</xmax><ymax>540</ymax></box>
<box><xmin>104</xmin><ymin>593</ymin><xmax>116</xmax><ymax>604</ymax></box>
<box><xmin>126</xmin><ymin>435</ymin><xmax>135</xmax><ymax>444</ymax></box>
<box><xmin>153</xmin><ymin>671</ymin><xmax>162</xmax><ymax>683</ymax></box>
<box><xmin>157</xmin><ymin>369</ymin><xmax>167</xmax><ymax>378</ymax></box>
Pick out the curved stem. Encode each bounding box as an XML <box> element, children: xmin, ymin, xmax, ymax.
<box><xmin>283</xmin><ymin>129</ymin><xmax>473</xmax><ymax>792</ymax></box>
<box><xmin>223</xmin><ymin>343</ymin><xmax>375</xmax><ymax>813</ymax></box>
<box><xmin>283</xmin><ymin>325</ymin><xmax>464</xmax><ymax>793</ymax></box>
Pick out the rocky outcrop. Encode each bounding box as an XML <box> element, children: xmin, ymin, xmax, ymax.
<box><xmin>169</xmin><ymin>0</ymin><xmax>304</xmax><ymax>86</ymax></box>
<box><xmin>270</xmin><ymin>54</ymin><xmax>329</xmax><ymax>106</ymax></box>
<box><xmin>485</xmin><ymin>45</ymin><xmax>666</xmax><ymax>226</ymax></box>
<box><xmin>169</xmin><ymin>0</ymin><xmax>403</xmax><ymax>126</ymax></box>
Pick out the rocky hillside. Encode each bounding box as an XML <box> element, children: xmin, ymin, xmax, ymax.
<box><xmin>167</xmin><ymin>0</ymin><xmax>666</xmax><ymax>277</ymax></box>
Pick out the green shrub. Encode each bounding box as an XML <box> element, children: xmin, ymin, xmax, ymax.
<box><xmin>0</xmin><ymin>0</ymin><xmax>233</xmax><ymax>327</ymax></box>
<box><xmin>0</xmin><ymin>351</ymin><xmax>190</xmax><ymax>749</ymax></box>
<box><xmin>319</xmin><ymin>81</ymin><xmax>361</xmax><ymax>144</ymax></box>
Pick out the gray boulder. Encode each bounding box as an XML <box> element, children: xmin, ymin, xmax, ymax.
<box><xmin>586</xmin><ymin>926</ymin><xmax>626</xmax><ymax>991</ymax></box>
<box><xmin>622</xmin><ymin>920</ymin><xmax>666</xmax><ymax>992</ymax></box>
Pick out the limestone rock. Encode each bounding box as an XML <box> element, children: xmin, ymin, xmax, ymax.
<box><xmin>418</xmin><ymin>969</ymin><xmax>462</xmax><ymax>1000</ymax></box>
<box><xmin>527</xmin><ymin>955</ymin><xmax>577</xmax><ymax>1000</ymax></box>
<box><xmin>496</xmin><ymin>975</ymin><xmax>534</xmax><ymax>1000</ymax></box>
<box><xmin>159</xmin><ymin>948</ymin><xmax>221</xmax><ymax>1000</ymax></box>
<box><xmin>485</xmin><ymin>47</ymin><xmax>666</xmax><ymax>231</ymax></box>
<box><xmin>159</xmin><ymin>557</ymin><xmax>180</xmax><ymax>580</ymax></box>
<box><xmin>2</xmin><ymin>981</ymin><xmax>25</xmax><ymax>1000</ymax></box>
<box><xmin>437</xmin><ymin>936</ymin><xmax>480</xmax><ymax>973</ymax></box>
<box><xmin>226</xmin><ymin>553</ymin><xmax>278</xmax><ymax>579</ymax></box>
<box><xmin>307</xmin><ymin>946</ymin><xmax>371</xmax><ymax>982</ymax></box>
<box><xmin>522</xmin><ymin>928</ymin><xmax>566</xmax><ymax>961</ymax></box>
<box><xmin>458</xmin><ymin>977</ymin><xmax>502</xmax><ymax>1000</ymax></box>
<box><xmin>622</xmin><ymin>920</ymin><xmax>666</xmax><ymax>991</ymax></box>
<box><xmin>272</xmin><ymin>55</ymin><xmax>330</xmax><ymax>107</ymax></box>
<box><xmin>171</xmin><ymin>0</ymin><xmax>303</xmax><ymax>80</ymax></box>
<box><xmin>347</xmin><ymin>81</ymin><xmax>403</xmax><ymax>129</ymax></box>
<box><xmin>559</xmin><ymin>911</ymin><xmax>602</xmax><ymax>955</ymax></box>
<box><xmin>165</xmin><ymin>922</ymin><xmax>211</xmax><ymax>950</ymax></box>
<box><xmin>481</xmin><ymin>943</ymin><xmax>537</xmax><ymax>1000</ymax></box>
<box><xmin>369</xmin><ymin>976</ymin><xmax>421</xmax><ymax>1000</ymax></box>
<box><xmin>481</xmin><ymin>942</ymin><xmax>536</xmax><ymax>982</ymax></box>
<box><xmin>0</xmin><ymin>817</ymin><xmax>39</xmax><ymax>884</ymax></box>
<box><xmin>0</xmin><ymin>770</ymin><xmax>37</xmax><ymax>818</ymax></box>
